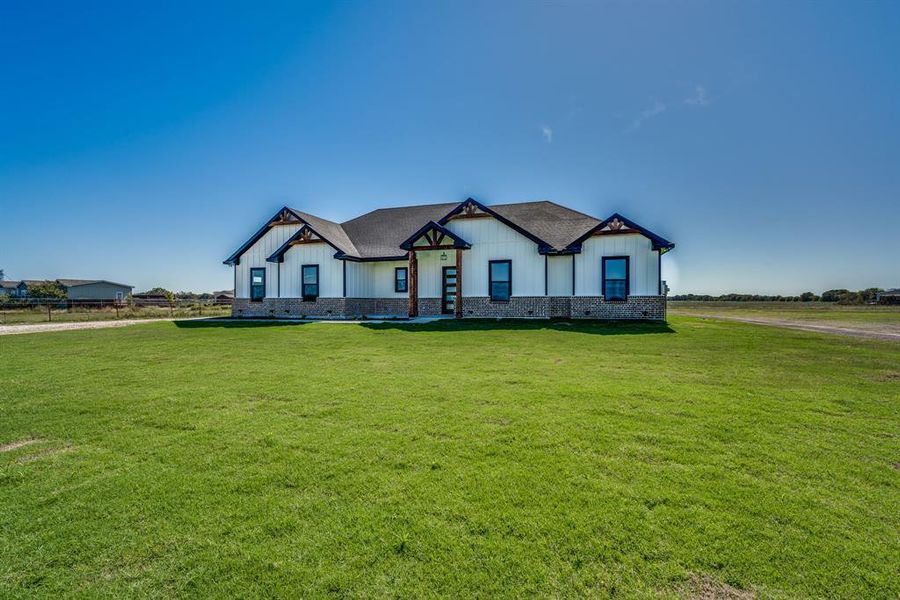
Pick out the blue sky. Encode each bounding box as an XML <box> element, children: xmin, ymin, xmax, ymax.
<box><xmin>1</xmin><ymin>1</ymin><xmax>898</xmax><ymax>294</ymax></box>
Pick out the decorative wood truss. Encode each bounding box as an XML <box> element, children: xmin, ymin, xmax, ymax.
<box><xmin>399</xmin><ymin>221</ymin><xmax>471</xmax><ymax>252</ymax></box>
<box><xmin>266</xmin><ymin>225</ymin><xmax>330</xmax><ymax>263</ymax></box>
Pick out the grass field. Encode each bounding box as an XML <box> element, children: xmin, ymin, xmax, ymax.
<box><xmin>0</xmin><ymin>304</ymin><xmax>231</xmax><ymax>325</ymax></box>
<box><xmin>1</xmin><ymin>318</ymin><xmax>898</xmax><ymax>598</ymax></box>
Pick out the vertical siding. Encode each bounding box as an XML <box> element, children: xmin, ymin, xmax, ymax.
<box><xmin>280</xmin><ymin>242</ymin><xmax>344</xmax><ymax>298</ymax></box>
<box><xmin>65</xmin><ymin>283</ymin><xmax>132</xmax><ymax>300</ymax></box>
<box><xmin>234</xmin><ymin>224</ymin><xmax>301</xmax><ymax>298</ymax></box>
<box><xmin>444</xmin><ymin>218</ymin><xmax>545</xmax><ymax>297</ymax></box>
<box><xmin>576</xmin><ymin>234</ymin><xmax>658</xmax><ymax>296</ymax></box>
<box><xmin>547</xmin><ymin>255</ymin><xmax>574</xmax><ymax>296</ymax></box>
<box><xmin>345</xmin><ymin>260</ymin><xmax>408</xmax><ymax>298</ymax></box>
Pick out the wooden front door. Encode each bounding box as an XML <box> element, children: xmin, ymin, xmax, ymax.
<box><xmin>441</xmin><ymin>266</ymin><xmax>458</xmax><ymax>315</ymax></box>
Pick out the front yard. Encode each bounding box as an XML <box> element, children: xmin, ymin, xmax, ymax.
<box><xmin>1</xmin><ymin>318</ymin><xmax>897</xmax><ymax>598</ymax></box>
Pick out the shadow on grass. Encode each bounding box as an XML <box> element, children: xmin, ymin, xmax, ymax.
<box><xmin>361</xmin><ymin>319</ymin><xmax>674</xmax><ymax>335</ymax></box>
<box><xmin>174</xmin><ymin>317</ymin><xmax>674</xmax><ymax>336</ymax></box>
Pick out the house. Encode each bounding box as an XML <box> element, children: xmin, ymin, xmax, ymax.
<box><xmin>213</xmin><ymin>290</ymin><xmax>235</xmax><ymax>304</ymax></box>
<box><xmin>56</xmin><ymin>279</ymin><xmax>133</xmax><ymax>302</ymax></box>
<box><xmin>16</xmin><ymin>279</ymin><xmax>133</xmax><ymax>302</ymax></box>
<box><xmin>0</xmin><ymin>280</ymin><xmax>21</xmax><ymax>297</ymax></box>
<box><xmin>877</xmin><ymin>288</ymin><xmax>900</xmax><ymax>305</ymax></box>
<box><xmin>224</xmin><ymin>198</ymin><xmax>675</xmax><ymax>320</ymax></box>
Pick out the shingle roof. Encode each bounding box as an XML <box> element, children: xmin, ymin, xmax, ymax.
<box><xmin>486</xmin><ymin>201</ymin><xmax>602</xmax><ymax>252</ymax></box>
<box><xmin>20</xmin><ymin>280</ymin><xmax>53</xmax><ymax>286</ymax></box>
<box><xmin>0</xmin><ymin>280</ymin><xmax>20</xmax><ymax>289</ymax></box>
<box><xmin>290</xmin><ymin>210</ymin><xmax>358</xmax><ymax>257</ymax></box>
<box><xmin>339</xmin><ymin>202</ymin><xmax>459</xmax><ymax>259</ymax></box>
<box><xmin>226</xmin><ymin>198</ymin><xmax>673</xmax><ymax>263</ymax></box>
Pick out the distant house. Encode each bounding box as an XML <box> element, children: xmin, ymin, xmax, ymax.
<box><xmin>16</xmin><ymin>279</ymin><xmax>133</xmax><ymax>302</ymax></box>
<box><xmin>0</xmin><ymin>280</ymin><xmax>21</xmax><ymax>297</ymax></box>
<box><xmin>877</xmin><ymin>288</ymin><xmax>900</xmax><ymax>305</ymax></box>
<box><xmin>56</xmin><ymin>279</ymin><xmax>133</xmax><ymax>302</ymax></box>
<box><xmin>213</xmin><ymin>290</ymin><xmax>234</xmax><ymax>303</ymax></box>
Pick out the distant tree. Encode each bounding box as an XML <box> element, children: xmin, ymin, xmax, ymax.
<box><xmin>860</xmin><ymin>288</ymin><xmax>883</xmax><ymax>304</ymax></box>
<box><xmin>821</xmin><ymin>289</ymin><xmax>850</xmax><ymax>302</ymax></box>
<box><xmin>28</xmin><ymin>281</ymin><xmax>66</xmax><ymax>299</ymax></box>
<box><xmin>800</xmin><ymin>292</ymin><xmax>819</xmax><ymax>302</ymax></box>
<box><xmin>0</xmin><ymin>269</ymin><xmax>5</xmax><ymax>281</ymax></box>
<box><xmin>139</xmin><ymin>287</ymin><xmax>172</xmax><ymax>297</ymax></box>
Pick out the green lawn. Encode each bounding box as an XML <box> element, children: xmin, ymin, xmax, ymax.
<box><xmin>1</xmin><ymin>318</ymin><xmax>898</xmax><ymax>598</ymax></box>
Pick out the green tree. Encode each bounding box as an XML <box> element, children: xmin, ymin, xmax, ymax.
<box><xmin>800</xmin><ymin>292</ymin><xmax>819</xmax><ymax>302</ymax></box>
<box><xmin>28</xmin><ymin>281</ymin><xmax>66</xmax><ymax>299</ymax></box>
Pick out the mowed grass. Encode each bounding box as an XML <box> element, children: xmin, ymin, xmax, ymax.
<box><xmin>1</xmin><ymin>319</ymin><xmax>898</xmax><ymax>598</ymax></box>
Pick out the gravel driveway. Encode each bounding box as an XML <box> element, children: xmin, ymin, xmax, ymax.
<box><xmin>690</xmin><ymin>314</ymin><xmax>900</xmax><ymax>342</ymax></box>
<box><xmin>0</xmin><ymin>318</ymin><xmax>201</xmax><ymax>336</ymax></box>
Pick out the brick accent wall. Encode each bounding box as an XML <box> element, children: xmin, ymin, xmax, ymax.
<box><xmin>233</xmin><ymin>295</ymin><xmax>666</xmax><ymax>320</ymax></box>
<box><xmin>461</xmin><ymin>296</ymin><xmax>550</xmax><ymax>318</ymax></box>
<box><xmin>569</xmin><ymin>295</ymin><xmax>666</xmax><ymax>320</ymax></box>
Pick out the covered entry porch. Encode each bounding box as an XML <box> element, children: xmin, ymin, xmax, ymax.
<box><xmin>400</xmin><ymin>221</ymin><xmax>471</xmax><ymax>318</ymax></box>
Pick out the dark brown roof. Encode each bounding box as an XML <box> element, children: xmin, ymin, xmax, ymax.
<box><xmin>291</xmin><ymin>210</ymin><xmax>358</xmax><ymax>256</ymax></box>
<box><xmin>339</xmin><ymin>202</ymin><xmax>459</xmax><ymax>259</ymax></box>
<box><xmin>226</xmin><ymin>198</ymin><xmax>673</xmax><ymax>264</ymax></box>
<box><xmin>487</xmin><ymin>201</ymin><xmax>602</xmax><ymax>252</ymax></box>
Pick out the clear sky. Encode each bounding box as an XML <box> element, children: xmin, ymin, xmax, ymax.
<box><xmin>1</xmin><ymin>1</ymin><xmax>898</xmax><ymax>294</ymax></box>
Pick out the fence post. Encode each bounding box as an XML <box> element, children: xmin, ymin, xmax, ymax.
<box><xmin>47</xmin><ymin>303</ymin><xmax>52</xmax><ymax>322</ymax></box>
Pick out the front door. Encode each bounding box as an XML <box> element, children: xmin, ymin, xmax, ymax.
<box><xmin>441</xmin><ymin>266</ymin><xmax>457</xmax><ymax>315</ymax></box>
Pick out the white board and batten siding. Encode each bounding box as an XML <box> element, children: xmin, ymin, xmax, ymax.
<box><xmin>345</xmin><ymin>260</ymin><xmax>408</xmax><ymax>298</ymax></box>
<box><xmin>234</xmin><ymin>224</ymin><xmax>301</xmax><ymax>298</ymax></box>
<box><xmin>575</xmin><ymin>234</ymin><xmax>659</xmax><ymax>296</ymax></box>
<box><xmin>443</xmin><ymin>217</ymin><xmax>546</xmax><ymax>297</ymax></box>
<box><xmin>547</xmin><ymin>255</ymin><xmax>574</xmax><ymax>296</ymax></box>
<box><xmin>234</xmin><ymin>217</ymin><xmax>661</xmax><ymax>299</ymax></box>
<box><xmin>280</xmin><ymin>242</ymin><xmax>344</xmax><ymax>298</ymax></box>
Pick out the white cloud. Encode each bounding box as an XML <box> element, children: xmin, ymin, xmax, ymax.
<box><xmin>541</xmin><ymin>125</ymin><xmax>553</xmax><ymax>143</ymax></box>
<box><xmin>684</xmin><ymin>85</ymin><xmax>710</xmax><ymax>107</ymax></box>
<box><xmin>630</xmin><ymin>101</ymin><xmax>666</xmax><ymax>130</ymax></box>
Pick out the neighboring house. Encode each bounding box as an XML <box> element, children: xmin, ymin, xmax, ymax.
<box><xmin>224</xmin><ymin>198</ymin><xmax>675</xmax><ymax>320</ymax></box>
<box><xmin>16</xmin><ymin>279</ymin><xmax>133</xmax><ymax>302</ymax></box>
<box><xmin>0</xmin><ymin>280</ymin><xmax>21</xmax><ymax>297</ymax></box>
<box><xmin>213</xmin><ymin>290</ymin><xmax>235</xmax><ymax>303</ymax></box>
<box><xmin>56</xmin><ymin>279</ymin><xmax>133</xmax><ymax>302</ymax></box>
<box><xmin>877</xmin><ymin>288</ymin><xmax>900</xmax><ymax>305</ymax></box>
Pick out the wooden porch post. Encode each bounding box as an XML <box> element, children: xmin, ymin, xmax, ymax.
<box><xmin>408</xmin><ymin>250</ymin><xmax>418</xmax><ymax>317</ymax></box>
<box><xmin>454</xmin><ymin>248</ymin><xmax>462</xmax><ymax>319</ymax></box>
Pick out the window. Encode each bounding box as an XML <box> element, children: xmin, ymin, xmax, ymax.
<box><xmin>394</xmin><ymin>267</ymin><xmax>408</xmax><ymax>293</ymax></box>
<box><xmin>489</xmin><ymin>260</ymin><xmax>511</xmax><ymax>302</ymax></box>
<box><xmin>302</xmin><ymin>264</ymin><xmax>319</xmax><ymax>301</ymax></box>
<box><xmin>250</xmin><ymin>268</ymin><xmax>266</xmax><ymax>301</ymax></box>
<box><xmin>602</xmin><ymin>257</ymin><xmax>629</xmax><ymax>301</ymax></box>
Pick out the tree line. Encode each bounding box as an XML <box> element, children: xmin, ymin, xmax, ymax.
<box><xmin>670</xmin><ymin>288</ymin><xmax>885</xmax><ymax>304</ymax></box>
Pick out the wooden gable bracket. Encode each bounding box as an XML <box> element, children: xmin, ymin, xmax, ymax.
<box><xmin>270</xmin><ymin>208</ymin><xmax>302</xmax><ymax>226</ymax></box>
<box><xmin>449</xmin><ymin>200</ymin><xmax>491</xmax><ymax>220</ymax></box>
<box><xmin>288</xmin><ymin>227</ymin><xmax>322</xmax><ymax>245</ymax></box>
<box><xmin>400</xmin><ymin>221</ymin><xmax>472</xmax><ymax>252</ymax></box>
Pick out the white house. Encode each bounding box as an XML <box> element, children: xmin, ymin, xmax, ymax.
<box><xmin>224</xmin><ymin>198</ymin><xmax>674</xmax><ymax>320</ymax></box>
